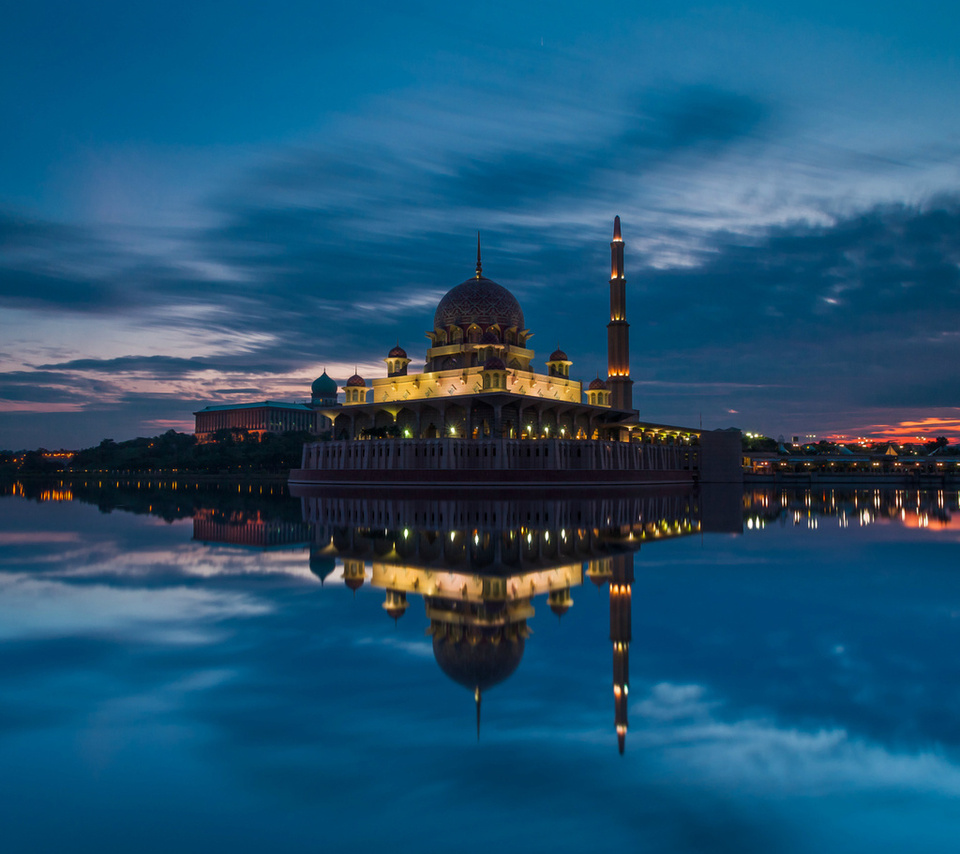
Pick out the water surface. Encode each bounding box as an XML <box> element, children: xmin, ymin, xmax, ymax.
<box><xmin>1</xmin><ymin>482</ymin><xmax>958</xmax><ymax>853</ymax></box>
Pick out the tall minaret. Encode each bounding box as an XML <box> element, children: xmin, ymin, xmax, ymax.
<box><xmin>607</xmin><ymin>216</ymin><xmax>634</xmax><ymax>412</ymax></box>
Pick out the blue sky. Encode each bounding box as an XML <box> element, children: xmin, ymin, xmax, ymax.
<box><xmin>2</xmin><ymin>1</ymin><xmax>959</xmax><ymax>448</ymax></box>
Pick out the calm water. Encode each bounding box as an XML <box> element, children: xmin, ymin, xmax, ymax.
<box><xmin>1</xmin><ymin>481</ymin><xmax>959</xmax><ymax>853</ymax></box>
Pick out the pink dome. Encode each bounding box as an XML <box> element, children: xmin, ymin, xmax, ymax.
<box><xmin>434</xmin><ymin>277</ymin><xmax>524</xmax><ymax>331</ymax></box>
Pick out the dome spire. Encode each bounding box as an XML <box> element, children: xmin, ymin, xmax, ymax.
<box><xmin>475</xmin><ymin>232</ymin><xmax>482</xmax><ymax>279</ymax></box>
<box><xmin>475</xmin><ymin>686</ymin><xmax>482</xmax><ymax>741</ymax></box>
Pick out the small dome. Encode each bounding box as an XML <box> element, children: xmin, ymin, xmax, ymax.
<box><xmin>346</xmin><ymin>373</ymin><xmax>366</xmax><ymax>388</ymax></box>
<box><xmin>388</xmin><ymin>344</ymin><xmax>407</xmax><ymax>359</ymax></box>
<box><xmin>483</xmin><ymin>356</ymin><xmax>506</xmax><ymax>371</ymax></box>
<box><xmin>549</xmin><ymin>348</ymin><xmax>568</xmax><ymax>362</ymax></box>
<box><xmin>589</xmin><ymin>377</ymin><xmax>607</xmax><ymax>390</ymax></box>
<box><xmin>586</xmin><ymin>565</ymin><xmax>612</xmax><ymax>587</ymax></box>
<box><xmin>480</xmin><ymin>330</ymin><xmax>501</xmax><ymax>345</ymax></box>
<box><xmin>308</xmin><ymin>553</ymin><xmax>336</xmax><ymax>583</ymax></box>
<box><xmin>312</xmin><ymin>371</ymin><xmax>338</xmax><ymax>396</ymax></box>
<box><xmin>344</xmin><ymin>576</ymin><xmax>365</xmax><ymax>591</ymax></box>
<box><xmin>434</xmin><ymin>276</ymin><xmax>525</xmax><ymax>331</ymax></box>
<box><xmin>550</xmin><ymin>601</ymin><xmax>571</xmax><ymax>618</ymax></box>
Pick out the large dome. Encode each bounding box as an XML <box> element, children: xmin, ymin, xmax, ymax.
<box><xmin>433</xmin><ymin>634</ymin><xmax>525</xmax><ymax>691</ymax></box>
<box><xmin>433</xmin><ymin>276</ymin><xmax>524</xmax><ymax>331</ymax></box>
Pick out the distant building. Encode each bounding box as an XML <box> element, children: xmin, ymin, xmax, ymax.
<box><xmin>193</xmin><ymin>370</ymin><xmax>340</xmax><ymax>442</ymax></box>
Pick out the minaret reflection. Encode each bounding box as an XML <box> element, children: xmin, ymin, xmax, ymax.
<box><xmin>610</xmin><ymin>554</ymin><xmax>633</xmax><ymax>754</ymax></box>
<box><xmin>301</xmin><ymin>490</ymin><xmax>711</xmax><ymax>752</ymax></box>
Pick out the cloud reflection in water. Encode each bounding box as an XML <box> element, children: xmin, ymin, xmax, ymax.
<box><xmin>1</xmin><ymin>485</ymin><xmax>959</xmax><ymax>852</ymax></box>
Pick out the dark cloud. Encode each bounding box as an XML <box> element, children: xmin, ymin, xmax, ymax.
<box><xmin>628</xmin><ymin>198</ymin><xmax>960</xmax><ymax>423</ymax></box>
<box><xmin>436</xmin><ymin>86</ymin><xmax>769</xmax><ymax>208</ymax></box>
<box><xmin>1</xmin><ymin>86</ymin><xmax>955</xmax><ymax>443</ymax></box>
<box><xmin>36</xmin><ymin>351</ymin><xmax>328</xmax><ymax>378</ymax></box>
<box><xmin>0</xmin><ymin>212</ymin><xmax>80</xmax><ymax>248</ymax></box>
<box><xmin>0</xmin><ymin>370</ymin><xmax>115</xmax><ymax>404</ymax></box>
<box><xmin>630</xmin><ymin>86</ymin><xmax>769</xmax><ymax>150</ymax></box>
<box><xmin>0</xmin><ymin>213</ymin><xmax>133</xmax><ymax>311</ymax></box>
<box><xmin>0</xmin><ymin>266</ymin><xmax>123</xmax><ymax>311</ymax></box>
<box><xmin>0</xmin><ymin>86</ymin><xmax>770</xmax><ymax>360</ymax></box>
<box><xmin>36</xmin><ymin>355</ymin><xmax>216</xmax><ymax>374</ymax></box>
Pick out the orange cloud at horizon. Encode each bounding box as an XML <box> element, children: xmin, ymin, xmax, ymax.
<box><xmin>824</xmin><ymin>415</ymin><xmax>960</xmax><ymax>445</ymax></box>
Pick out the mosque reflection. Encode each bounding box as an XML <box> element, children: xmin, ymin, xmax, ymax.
<box><xmin>11</xmin><ymin>477</ymin><xmax>958</xmax><ymax>752</ymax></box>
<box><xmin>298</xmin><ymin>488</ymin><xmax>725</xmax><ymax>753</ymax></box>
<box><xmin>174</xmin><ymin>483</ymin><xmax>957</xmax><ymax>752</ymax></box>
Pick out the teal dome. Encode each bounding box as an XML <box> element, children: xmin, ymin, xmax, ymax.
<box><xmin>312</xmin><ymin>371</ymin><xmax>337</xmax><ymax>397</ymax></box>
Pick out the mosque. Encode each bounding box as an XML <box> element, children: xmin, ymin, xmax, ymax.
<box><xmin>291</xmin><ymin>218</ymin><xmax>742</xmax><ymax>486</ymax></box>
<box><xmin>318</xmin><ymin>218</ymin><xmax>638</xmax><ymax>442</ymax></box>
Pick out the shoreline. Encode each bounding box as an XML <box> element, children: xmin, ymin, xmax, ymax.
<box><xmin>744</xmin><ymin>473</ymin><xmax>959</xmax><ymax>486</ymax></box>
<box><xmin>1</xmin><ymin>471</ymin><xmax>291</xmax><ymax>484</ymax></box>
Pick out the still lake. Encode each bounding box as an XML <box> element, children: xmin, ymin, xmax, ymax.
<box><xmin>1</xmin><ymin>480</ymin><xmax>959</xmax><ymax>853</ymax></box>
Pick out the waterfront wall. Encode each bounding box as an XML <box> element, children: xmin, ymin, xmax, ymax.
<box><xmin>292</xmin><ymin>437</ymin><xmax>699</xmax><ymax>486</ymax></box>
<box><xmin>301</xmin><ymin>489</ymin><xmax>701</xmax><ymax>532</ymax></box>
<box><xmin>746</xmin><ymin>471</ymin><xmax>959</xmax><ymax>486</ymax></box>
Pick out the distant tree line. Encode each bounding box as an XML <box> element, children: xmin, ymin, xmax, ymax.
<box><xmin>4</xmin><ymin>477</ymin><xmax>301</xmax><ymax>523</ymax></box>
<box><xmin>1</xmin><ymin>428</ymin><xmax>317</xmax><ymax>475</ymax></box>
<box><xmin>741</xmin><ymin>434</ymin><xmax>955</xmax><ymax>456</ymax></box>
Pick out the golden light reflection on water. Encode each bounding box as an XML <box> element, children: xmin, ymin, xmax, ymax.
<box><xmin>743</xmin><ymin>487</ymin><xmax>960</xmax><ymax>532</ymax></box>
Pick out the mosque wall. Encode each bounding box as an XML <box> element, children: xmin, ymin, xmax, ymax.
<box><xmin>369</xmin><ymin>366</ymin><xmax>582</xmax><ymax>405</ymax></box>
